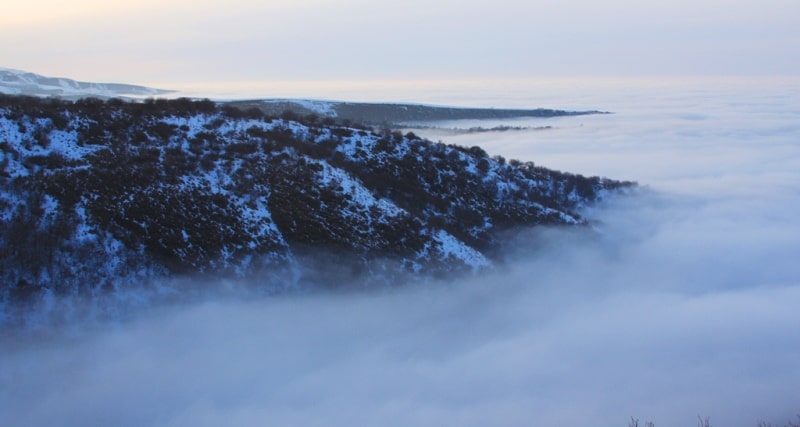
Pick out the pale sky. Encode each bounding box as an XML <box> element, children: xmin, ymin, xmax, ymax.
<box><xmin>2</xmin><ymin>0</ymin><xmax>799</xmax><ymax>86</ymax></box>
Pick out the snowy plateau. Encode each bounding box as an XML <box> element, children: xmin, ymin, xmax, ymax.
<box><xmin>0</xmin><ymin>94</ymin><xmax>633</xmax><ymax>326</ymax></box>
<box><xmin>0</xmin><ymin>68</ymin><xmax>173</xmax><ymax>99</ymax></box>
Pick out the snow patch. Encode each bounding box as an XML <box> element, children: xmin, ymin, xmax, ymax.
<box><xmin>315</xmin><ymin>160</ymin><xmax>405</xmax><ymax>219</ymax></box>
<box><xmin>429</xmin><ymin>229</ymin><xmax>491</xmax><ymax>271</ymax></box>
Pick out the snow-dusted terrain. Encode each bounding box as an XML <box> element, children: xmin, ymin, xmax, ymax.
<box><xmin>1</xmin><ymin>67</ymin><xmax>601</xmax><ymax>127</ymax></box>
<box><xmin>0</xmin><ymin>94</ymin><xmax>632</xmax><ymax>325</ymax></box>
<box><xmin>0</xmin><ymin>68</ymin><xmax>173</xmax><ymax>99</ymax></box>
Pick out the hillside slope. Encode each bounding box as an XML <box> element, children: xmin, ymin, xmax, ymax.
<box><xmin>2</xmin><ymin>68</ymin><xmax>603</xmax><ymax>125</ymax></box>
<box><xmin>0</xmin><ymin>95</ymin><xmax>633</xmax><ymax>324</ymax></box>
<box><xmin>0</xmin><ymin>68</ymin><xmax>174</xmax><ymax>99</ymax></box>
<box><xmin>229</xmin><ymin>99</ymin><xmax>605</xmax><ymax>126</ymax></box>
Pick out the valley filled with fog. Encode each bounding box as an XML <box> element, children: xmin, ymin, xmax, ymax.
<box><xmin>2</xmin><ymin>77</ymin><xmax>799</xmax><ymax>427</ymax></box>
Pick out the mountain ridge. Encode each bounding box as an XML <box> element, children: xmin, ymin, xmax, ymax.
<box><xmin>1</xmin><ymin>68</ymin><xmax>606</xmax><ymax>126</ymax></box>
<box><xmin>228</xmin><ymin>99</ymin><xmax>606</xmax><ymax>126</ymax></box>
<box><xmin>0</xmin><ymin>68</ymin><xmax>175</xmax><ymax>99</ymax></box>
<box><xmin>0</xmin><ymin>94</ymin><xmax>634</xmax><ymax>326</ymax></box>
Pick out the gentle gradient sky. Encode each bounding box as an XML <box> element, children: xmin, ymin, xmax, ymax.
<box><xmin>2</xmin><ymin>0</ymin><xmax>799</xmax><ymax>86</ymax></box>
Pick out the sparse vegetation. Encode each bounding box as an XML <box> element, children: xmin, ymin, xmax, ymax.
<box><xmin>223</xmin><ymin>98</ymin><xmax>604</xmax><ymax>127</ymax></box>
<box><xmin>625</xmin><ymin>414</ymin><xmax>800</xmax><ymax>427</ymax></box>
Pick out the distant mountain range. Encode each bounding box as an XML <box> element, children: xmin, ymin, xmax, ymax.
<box><xmin>0</xmin><ymin>68</ymin><xmax>175</xmax><ymax>99</ymax></box>
<box><xmin>229</xmin><ymin>99</ymin><xmax>606</xmax><ymax>126</ymax></box>
<box><xmin>1</xmin><ymin>68</ymin><xmax>604</xmax><ymax>126</ymax></box>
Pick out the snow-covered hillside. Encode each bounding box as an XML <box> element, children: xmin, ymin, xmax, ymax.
<box><xmin>0</xmin><ymin>68</ymin><xmax>173</xmax><ymax>98</ymax></box>
<box><xmin>0</xmin><ymin>95</ymin><xmax>633</xmax><ymax>325</ymax></box>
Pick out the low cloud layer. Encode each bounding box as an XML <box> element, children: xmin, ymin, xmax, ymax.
<box><xmin>2</xmin><ymin>79</ymin><xmax>799</xmax><ymax>426</ymax></box>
